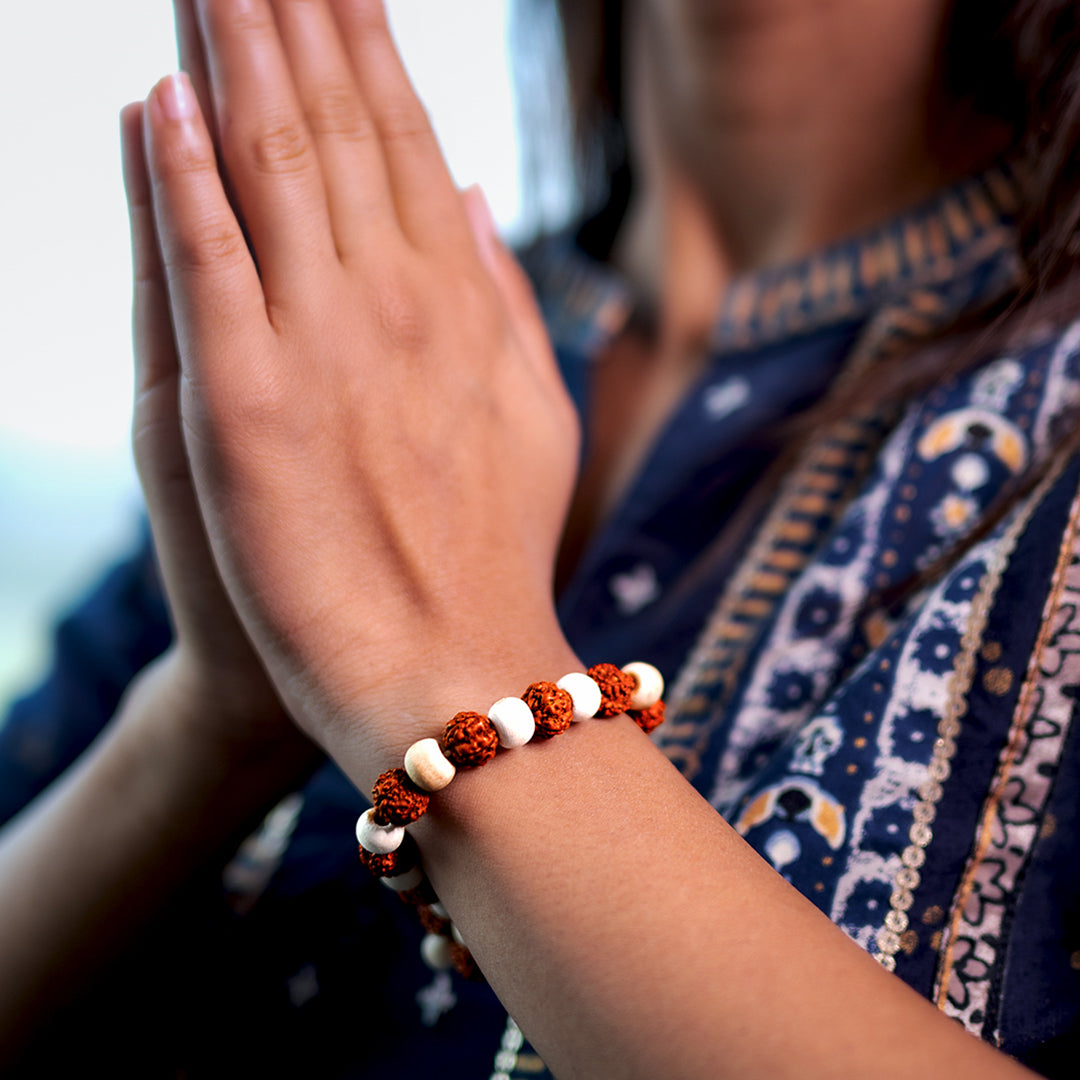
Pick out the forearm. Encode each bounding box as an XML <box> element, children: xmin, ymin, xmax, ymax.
<box><xmin>0</xmin><ymin>650</ymin><xmax>315</xmax><ymax>1064</ymax></box>
<box><xmin>328</xmin><ymin>662</ymin><xmax>1034</xmax><ymax>1080</ymax></box>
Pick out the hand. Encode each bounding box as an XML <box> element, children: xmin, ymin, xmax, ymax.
<box><xmin>140</xmin><ymin>0</ymin><xmax>580</xmax><ymax>772</ymax></box>
<box><xmin>121</xmin><ymin>99</ymin><xmax>313</xmax><ymax>769</ymax></box>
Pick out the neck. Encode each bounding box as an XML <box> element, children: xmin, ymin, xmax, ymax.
<box><xmin>614</xmin><ymin>0</ymin><xmax>1012</xmax><ymax>351</ymax></box>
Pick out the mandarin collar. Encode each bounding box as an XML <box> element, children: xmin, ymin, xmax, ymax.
<box><xmin>524</xmin><ymin>162</ymin><xmax>1021</xmax><ymax>360</ymax></box>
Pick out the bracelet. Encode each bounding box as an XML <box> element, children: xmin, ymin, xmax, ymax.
<box><xmin>354</xmin><ymin>661</ymin><xmax>666</xmax><ymax>981</ymax></box>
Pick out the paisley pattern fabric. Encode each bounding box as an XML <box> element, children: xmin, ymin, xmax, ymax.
<box><xmin>4</xmin><ymin>166</ymin><xmax>1080</xmax><ymax>1078</ymax></box>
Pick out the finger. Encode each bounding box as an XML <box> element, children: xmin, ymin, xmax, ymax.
<box><xmin>123</xmin><ymin>101</ymin><xmax>205</xmax><ymax>583</ymax></box>
<box><xmin>268</xmin><ymin>0</ymin><xmax>397</xmax><ymax>258</ymax></box>
<box><xmin>142</xmin><ymin>73</ymin><xmax>267</xmax><ymax>385</ymax></box>
<box><xmin>174</xmin><ymin>0</ymin><xmax>217</xmax><ymax>144</ymax></box>
<box><xmin>461</xmin><ymin>186</ymin><xmax>565</xmax><ymax>396</ymax></box>
<box><xmin>122</xmin><ymin>102</ymin><xmax>177</xmax><ymax>398</ymax></box>
<box><xmin>194</xmin><ymin>0</ymin><xmax>337</xmax><ymax>293</ymax></box>
<box><xmin>329</xmin><ymin>0</ymin><xmax>473</xmax><ymax>251</ymax></box>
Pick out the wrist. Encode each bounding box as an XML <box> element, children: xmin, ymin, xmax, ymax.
<box><xmin>314</xmin><ymin>627</ymin><xmax>584</xmax><ymax>795</ymax></box>
<box><xmin>117</xmin><ymin>648</ymin><xmax>319</xmax><ymax>795</ymax></box>
<box><xmin>353</xmin><ymin>655</ymin><xmax>668</xmax><ymax>983</ymax></box>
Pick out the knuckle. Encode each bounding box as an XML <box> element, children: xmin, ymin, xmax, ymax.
<box><xmin>370</xmin><ymin>279</ymin><xmax>431</xmax><ymax>354</ymax></box>
<box><xmin>377</xmin><ymin>103</ymin><xmax>433</xmax><ymax>148</ymax></box>
<box><xmin>226</xmin><ymin>364</ymin><xmax>292</xmax><ymax>433</ymax></box>
<box><xmin>157</xmin><ymin>136</ymin><xmax>217</xmax><ymax>182</ymax></box>
<box><xmin>339</xmin><ymin>0</ymin><xmax>391</xmax><ymax>32</ymax></box>
<box><xmin>166</xmin><ymin>219</ymin><xmax>249</xmax><ymax>277</ymax></box>
<box><xmin>247</xmin><ymin>119</ymin><xmax>314</xmax><ymax>176</ymax></box>
<box><xmin>190</xmin><ymin>357</ymin><xmax>289</xmax><ymax>445</ymax></box>
<box><xmin>209</xmin><ymin>0</ymin><xmax>274</xmax><ymax>37</ymax></box>
<box><xmin>306</xmin><ymin>86</ymin><xmax>370</xmax><ymax>141</ymax></box>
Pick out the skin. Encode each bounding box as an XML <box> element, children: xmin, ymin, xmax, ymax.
<box><xmin>0</xmin><ymin>0</ymin><xmax>1033</xmax><ymax>1075</ymax></box>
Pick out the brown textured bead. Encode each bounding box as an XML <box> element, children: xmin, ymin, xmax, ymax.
<box><xmin>588</xmin><ymin>662</ymin><xmax>636</xmax><ymax>717</ymax></box>
<box><xmin>357</xmin><ymin>832</ymin><xmax>419</xmax><ymax>878</ymax></box>
<box><xmin>441</xmin><ymin>711</ymin><xmax>499</xmax><ymax>769</ymax></box>
<box><xmin>630</xmin><ymin>699</ymin><xmax>666</xmax><ymax>733</ymax></box>
<box><xmin>522</xmin><ymin>681</ymin><xmax>574</xmax><ymax>739</ymax></box>
<box><xmin>450</xmin><ymin>942</ymin><xmax>484</xmax><ymax>982</ymax></box>
<box><xmin>418</xmin><ymin>905</ymin><xmax>452</xmax><ymax>937</ymax></box>
<box><xmin>371</xmin><ymin>767</ymin><xmax>431</xmax><ymax>826</ymax></box>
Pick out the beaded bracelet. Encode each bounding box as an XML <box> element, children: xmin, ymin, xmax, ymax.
<box><xmin>355</xmin><ymin>661</ymin><xmax>666</xmax><ymax>981</ymax></box>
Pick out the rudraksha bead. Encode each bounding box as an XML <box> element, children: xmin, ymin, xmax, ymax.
<box><xmin>630</xmin><ymin>699</ymin><xmax>666</xmax><ymax>734</ymax></box>
<box><xmin>522</xmin><ymin>680</ymin><xmax>574</xmax><ymax>738</ymax></box>
<box><xmin>372</xmin><ymin>767</ymin><xmax>431</xmax><ymax>826</ymax></box>
<box><xmin>441</xmin><ymin>711</ymin><xmax>499</xmax><ymax>769</ymax></box>
<box><xmin>418</xmin><ymin>905</ymin><xmax>452</xmax><ymax>937</ymax></box>
<box><xmin>588</xmin><ymin>662</ymin><xmax>636</xmax><ymax>717</ymax></box>
<box><xmin>450</xmin><ymin>942</ymin><xmax>484</xmax><ymax>982</ymax></box>
<box><xmin>357</xmin><ymin>831</ymin><xmax>419</xmax><ymax>877</ymax></box>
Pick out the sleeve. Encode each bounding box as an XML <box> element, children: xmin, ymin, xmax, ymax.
<box><xmin>0</xmin><ymin>522</ymin><xmax>173</xmax><ymax>829</ymax></box>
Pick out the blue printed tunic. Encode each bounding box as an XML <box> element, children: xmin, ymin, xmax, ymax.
<box><xmin>3</xmin><ymin>166</ymin><xmax>1079</xmax><ymax>1078</ymax></box>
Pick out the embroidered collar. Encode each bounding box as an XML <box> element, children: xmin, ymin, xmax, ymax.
<box><xmin>524</xmin><ymin>163</ymin><xmax>1021</xmax><ymax>360</ymax></box>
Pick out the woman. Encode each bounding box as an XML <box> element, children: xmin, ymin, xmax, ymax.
<box><xmin>1</xmin><ymin>0</ymin><xmax>1078</xmax><ymax>1075</ymax></box>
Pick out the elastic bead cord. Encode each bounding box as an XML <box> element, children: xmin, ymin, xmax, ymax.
<box><xmin>354</xmin><ymin>660</ymin><xmax>666</xmax><ymax>981</ymax></box>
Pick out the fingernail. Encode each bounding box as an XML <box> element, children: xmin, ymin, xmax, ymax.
<box><xmin>157</xmin><ymin>72</ymin><xmax>197</xmax><ymax>123</ymax></box>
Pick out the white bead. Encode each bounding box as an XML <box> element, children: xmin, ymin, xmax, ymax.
<box><xmin>430</xmin><ymin>902</ymin><xmax>450</xmax><ymax>920</ymax></box>
<box><xmin>380</xmin><ymin>865</ymin><xmax>424</xmax><ymax>892</ymax></box>
<box><xmin>556</xmin><ymin>672</ymin><xmax>602</xmax><ymax>721</ymax></box>
<box><xmin>420</xmin><ymin>933</ymin><xmax>455</xmax><ymax>971</ymax></box>
<box><xmin>451</xmin><ymin>923</ymin><xmax>466</xmax><ymax>946</ymax></box>
<box><xmin>355</xmin><ymin>808</ymin><xmax>404</xmax><ymax>854</ymax></box>
<box><xmin>404</xmin><ymin>738</ymin><xmax>456</xmax><ymax>792</ymax></box>
<box><xmin>488</xmin><ymin>696</ymin><xmax>536</xmax><ymax>748</ymax></box>
<box><xmin>622</xmin><ymin>661</ymin><xmax>664</xmax><ymax>709</ymax></box>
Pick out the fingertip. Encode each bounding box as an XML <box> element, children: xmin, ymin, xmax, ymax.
<box><xmin>463</xmin><ymin>185</ymin><xmax>497</xmax><ymax>237</ymax></box>
<box><xmin>120</xmin><ymin>100</ymin><xmax>144</xmax><ymax>128</ymax></box>
<box><xmin>120</xmin><ymin>100</ymin><xmax>145</xmax><ymax>155</ymax></box>
<box><xmin>140</xmin><ymin>72</ymin><xmax>215</xmax><ymax>184</ymax></box>
<box><xmin>462</xmin><ymin>184</ymin><xmax>500</xmax><ymax>274</ymax></box>
<box><xmin>148</xmin><ymin>71</ymin><xmax>200</xmax><ymax>126</ymax></box>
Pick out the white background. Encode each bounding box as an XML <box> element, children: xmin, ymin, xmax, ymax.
<box><xmin>0</xmin><ymin>1</ymin><xmax>557</xmax><ymax>709</ymax></box>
